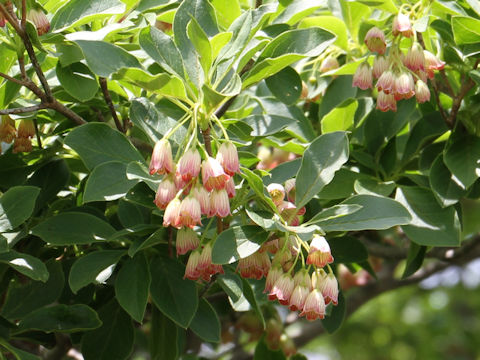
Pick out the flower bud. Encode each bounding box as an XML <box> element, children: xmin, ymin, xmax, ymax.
<box><xmin>202</xmin><ymin>156</ymin><xmax>229</xmax><ymax>191</ymax></box>
<box><xmin>319</xmin><ymin>56</ymin><xmax>339</xmax><ymax>73</ymax></box>
<box><xmin>209</xmin><ymin>189</ymin><xmax>230</xmax><ymax>218</ymax></box>
<box><xmin>176</xmin><ymin>228</ymin><xmax>199</xmax><ymax>255</ymax></box>
<box><xmin>299</xmin><ymin>289</ymin><xmax>326</xmax><ymax>321</ymax></box>
<box><xmin>306</xmin><ymin>235</ymin><xmax>333</xmax><ymax>268</ymax></box>
<box><xmin>284</xmin><ymin>179</ymin><xmax>296</xmax><ymax>203</ymax></box>
<box><xmin>154</xmin><ymin>174</ymin><xmax>177</xmax><ymax>209</ymax></box>
<box><xmin>322</xmin><ymin>273</ymin><xmax>339</xmax><ymax>305</ymax></box>
<box><xmin>352</xmin><ymin>62</ymin><xmax>373</xmax><ymax>90</ymax></box>
<box><xmin>149</xmin><ymin>139</ymin><xmax>174</xmax><ymax>175</ymax></box>
<box><xmin>376</xmin><ymin>91</ymin><xmax>397</xmax><ymax>112</ymax></box>
<box><xmin>415</xmin><ymin>80</ymin><xmax>431</xmax><ymax>103</ymax></box>
<box><xmin>372</xmin><ymin>55</ymin><xmax>389</xmax><ymax>79</ymax></box>
<box><xmin>27</xmin><ymin>8</ymin><xmax>50</xmax><ymax>35</ymax></box>
<box><xmin>177</xmin><ymin>148</ymin><xmax>201</xmax><ymax>182</ymax></box>
<box><xmin>184</xmin><ymin>250</ymin><xmax>201</xmax><ymax>280</ymax></box>
<box><xmin>216</xmin><ymin>141</ymin><xmax>240</xmax><ymax>176</ymax></box>
<box><xmin>364</xmin><ymin>27</ymin><xmax>386</xmax><ymax>54</ymax></box>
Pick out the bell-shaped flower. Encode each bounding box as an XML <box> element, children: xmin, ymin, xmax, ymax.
<box><xmin>376</xmin><ymin>70</ymin><xmax>395</xmax><ymax>94</ymax></box>
<box><xmin>352</xmin><ymin>62</ymin><xmax>373</xmax><ymax>90</ymax></box>
<box><xmin>372</xmin><ymin>55</ymin><xmax>389</xmax><ymax>79</ymax></box>
<box><xmin>320</xmin><ymin>56</ymin><xmax>339</xmax><ymax>73</ymax></box>
<box><xmin>27</xmin><ymin>8</ymin><xmax>50</xmax><ymax>35</ymax></box>
<box><xmin>154</xmin><ymin>174</ymin><xmax>177</xmax><ymax>209</ymax></box>
<box><xmin>216</xmin><ymin>141</ymin><xmax>240</xmax><ymax>176</ymax></box>
<box><xmin>191</xmin><ymin>184</ymin><xmax>210</xmax><ymax>215</ymax></box>
<box><xmin>163</xmin><ymin>198</ymin><xmax>181</xmax><ymax>228</ymax></box>
<box><xmin>405</xmin><ymin>43</ymin><xmax>425</xmax><ymax>71</ymax></box>
<box><xmin>284</xmin><ymin>179</ymin><xmax>296</xmax><ymax>203</ymax></box>
<box><xmin>269</xmin><ymin>273</ymin><xmax>295</xmax><ymax>305</ymax></box>
<box><xmin>393</xmin><ymin>13</ymin><xmax>413</xmax><ymax>37</ymax></box>
<box><xmin>176</xmin><ymin>228</ymin><xmax>199</xmax><ymax>255</ymax></box>
<box><xmin>0</xmin><ymin>116</ymin><xmax>16</xmax><ymax>143</ymax></box>
<box><xmin>376</xmin><ymin>91</ymin><xmax>397</xmax><ymax>112</ymax></box>
<box><xmin>267</xmin><ymin>183</ymin><xmax>285</xmax><ymax>205</ymax></box>
<box><xmin>306</xmin><ymin>235</ymin><xmax>334</xmax><ymax>268</ymax></box>
<box><xmin>264</xmin><ymin>265</ymin><xmax>283</xmax><ymax>293</ymax></box>
<box><xmin>225</xmin><ymin>177</ymin><xmax>236</xmax><ymax>198</ymax></box>
<box><xmin>299</xmin><ymin>289</ymin><xmax>326</xmax><ymax>321</ymax></box>
<box><xmin>415</xmin><ymin>80</ymin><xmax>431</xmax><ymax>103</ymax></box>
<box><xmin>322</xmin><ymin>273</ymin><xmax>339</xmax><ymax>305</ymax></box>
<box><xmin>209</xmin><ymin>189</ymin><xmax>230</xmax><ymax>218</ymax></box>
<box><xmin>202</xmin><ymin>156</ymin><xmax>229</xmax><ymax>191</ymax></box>
<box><xmin>149</xmin><ymin>139</ymin><xmax>174</xmax><ymax>175</ymax></box>
<box><xmin>394</xmin><ymin>71</ymin><xmax>415</xmax><ymax>99</ymax></box>
<box><xmin>184</xmin><ymin>250</ymin><xmax>201</xmax><ymax>280</ymax></box>
<box><xmin>364</xmin><ymin>27</ymin><xmax>386</xmax><ymax>54</ymax></box>
<box><xmin>178</xmin><ymin>196</ymin><xmax>202</xmax><ymax>228</ymax></box>
<box><xmin>289</xmin><ymin>285</ymin><xmax>310</xmax><ymax>311</ymax></box>
<box><xmin>177</xmin><ymin>148</ymin><xmax>201</xmax><ymax>182</ymax></box>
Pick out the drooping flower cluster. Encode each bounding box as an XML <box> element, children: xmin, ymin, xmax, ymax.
<box><xmin>352</xmin><ymin>13</ymin><xmax>445</xmax><ymax>111</ymax></box>
<box><xmin>0</xmin><ymin>116</ymin><xmax>36</xmax><ymax>154</ymax></box>
<box><xmin>149</xmin><ymin>137</ymin><xmax>240</xmax><ymax>281</ymax></box>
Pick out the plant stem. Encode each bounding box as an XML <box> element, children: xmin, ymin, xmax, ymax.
<box><xmin>99</xmin><ymin>77</ymin><xmax>124</xmax><ymax>133</ymax></box>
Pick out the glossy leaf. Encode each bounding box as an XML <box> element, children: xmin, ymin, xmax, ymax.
<box><xmin>429</xmin><ymin>155</ymin><xmax>466</xmax><ymax>207</ymax></box>
<box><xmin>212</xmin><ymin>225</ymin><xmax>270</xmax><ymax>265</ymax></box>
<box><xmin>329</xmin><ymin>236</ymin><xmax>369</xmax><ymax>263</ymax></box>
<box><xmin>402</xmin><ymin>243</ymin><xmax>427</xmax><ymax>279</ymax></box>
<box><xmin>56</xmin><ymin>62</ymin><xmax>98</xmax><ymax>102</ymax></box>
<box><xmin>452</xmin><ymin>16</ymin><xmax>480</xmax><ymax>45</ymax></box>
<box><xmin>189</xmin><ymin>299</ymin><xmax>221</xmax><ymax>343</ymax></box>
<box><xmin>65</xmin><ymin>123</ymin><xmax>144</xmax><ymax>170</ymax></box>
<box><xmin>265</xmin><ymin>67</ymin><xmax>302</xmax><ymax>105</ymax></box>
<box><xmin>295</xmin><ymin>132</ymin><xmax>349</xmax><ymax>208</ymax></box>
<box><xmin>243</xmin><ymin>114</ymin><xmax>297</xmax><ymax>137</ymax></box>
<box><xmin>321</xmin><ymin>291</ymin><xmax>346</xmax><ymax>333</ymax></box>
<box><xmin>150</xmin><ymin>256</ymin><xmax>198</xmax><ymax>328</ymax></box>
<box><xmin>150</xmin><ymin>307</ymin><xmax>178</xmax><ymax>360</ymax></box>
<box><xmin>0</xmin><ymin>251</ymin><xmax>49</xmax><ymax>282</ymax></box>
<box><xmin>115</xmin><ymin>254</ymin><xmax>150</xmax><ymax>323</ymax></box>
<box><xmin>443</xmin><ymin>134</ymin><xmax>480</xmax><ymax>189</ymax></box>
<box><xmin>321</xmin><ymin>98</ymin><xmax>357</xmax><ymax>133</ymax></box>
<box><xmin>32</xmin><ymin>212</ymin><xmax>116</xmax><ymax>245</ymax></box>
<box><xmin>0</xmin><ymin>186</ymin><xmax>40</xmax><ymax>232</ymax></box>
<box><xmin>395</xmin><ymin>187</ymin><xmax>461</xmax><ymax>247</ymax></box>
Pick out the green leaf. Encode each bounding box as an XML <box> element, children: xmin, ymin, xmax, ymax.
<box><xmin>240</xmin><ymin>167</ymin><xmax>278</xmax><ymax>212</ymax></box>
<box><xmin>65</xmin><ymin>123</ymin><xmax>144</xmax><ymax>170</ymax></box>
<box><xmin>243</xmin><ymin>114</ymin><xmax>297</xmax><ymax>137</ymax></box>
<box><xmin>139</xmin><ymin>26</ymin><xmax>185</xmax><ymax>79</ymax></box>
<box><xmin>150</xmin><ymin>307</ymin><xmax>178</xmax><ymax>360</ymax></box>
<box><xmin>274</xmin><ymin>0</ymin><xmax>321</xmax><ymax>26</ymax></box>
<box><xmin>295</xmin><ymin>132</ymin><xmax>349</xmax><ymax>208</ymax></box>
<box><xmin>316</xmin><ymin>194</ymin><xmax>412</xmax><ymax>231</ymax></box>
<box><xmin>73</xmin><ymin>40</ymin><xmax>141</xmax><ymax>77</ymax></box>
<box><xmin>429</xmin><ymin>155</ymin><xmax>467</xmax><ymax>207</ymax></box>
<box><xmin>189</xmin><ymin>299</ymin><xmax>221</xmax><ymax>343</ymax></box>
<box><xmin>217</xmin><ymin>270</ymin><xmax>245</xmax><ymax>309</ymax></box>
<box><xmin>211</xmin><ymin>0</ymin><xmax>241</xmax><ymax>28</ymax></box>
<box><xmin>81</xmin><ymin>301</ymin><xmax>134</xmax><ymax>360</ymax></box>
<box><xmin>212</xmin><ymin>225</ymin><xmax>270</xmax><ymax>265</ymax></box>
<box><xmin>299</xmin><ymin>15</ymin><xmax>348</xmax><ymax>50</ymax></box>
<box><xmin>321</xmin><ymin>291</ymin><xmax>346</xmax><ymax>333</ymax></box>
<box><xmin>126</xmin><ymin>161</ymin><xmax>160</xmax><ymax>192</ymax></box>
<box><xmin>0</xmin><ymin>343</ymin><xmax>40</xmax><ymax>360</ymax></box>
<box><xmin>150</xmin><ymin>256</ymin><xmax>198</xmax><ymax>328</ymax></box>
<box><xmin>241</xmin><ymin>278</ymin><xmax>265</xmax><ymax>329</ymax></box>
<box><xmin>129</xmin><ymin>98</ymin><xmax>187</xmax><ymax>146</ymax></box>
<box><xmin>84</xmin><ymin>161</ymin><xmax>139</xmax><ymax>202</ymax></box>
<box><xmin>16</xmin><ymin>304</ymin><xmax>101</xmax><ymax>333</ymax></box>
<box><xmin>1</xmin><ymin>260</ymin><xmax>64</xmax><ymax>320</ymax></box>
<box><xmin>187</xmin><ymin>18</ymin><xmax>212</xmax><ymax>76</ymax></box>
<box><xmin>395</xmin><ymin>187</ymin><xmax>461</xmax><ymax>247</ymax></box>
<box><xmin>265</xmin><ymin>67</ymin><xmax>302</xmax><ymax>105</ymax></box>
<box><xmin>321</xmin><ymin>98</ymin><xmax>357</xmax><ymax>133</ymax></box>
<box><xmin>128</xmin><ymin>228</ymin><xmax>167</xmax><ymax>257</ymax></box>
<box><xmin>402</xmin><ymin>243</ymin><xmax>427</xmax><ymax>279</ymax></box>
<box><xmin>243</xmin><ymin>27</ymin><xmax>335</xmax><ymax>87</ymax></box>
<box><xmin>452</xmin><ymin>16</ymin><xmax>480</xmax><ymax>45</ymax></box>
<box><xmin>443</xmin><ymin>135</ymin><xmax>480</xmax><ymax>189</ymax></box>
<box><xmin>254</xmin><ymin>337</ymin><xmax>286</xmax><ymax>360</ymax></box>
<box><xmin>0</xmin><ymin>186</ymin><xmax>40</xmax><ymax>232</ymax></box>
<box><xmin>0</xmin><ymin>251</ymin><xmax>48</xmax><ymax>282</ymax></box>
<box><xmin>51</xmin><ymin>0</ymin><xmax>125</xmax><ymax>31</ymax></box>
<box><xmin>318</xmin><ymin>76</ymin><xmax>357</xmax><ymax>119</ymax></box>
<box><xmin>56</xmin><ymin>62</ymin><xmax>98</xmax><ymax>102</ymax></box>
<box><xmin>32</xmin><ymin>212</ymin><xmax>116</xmax><ymax>245</ymax></box>
<box><xmin>329</xmin><ymin>236</ymin><xmax>369</xmax><ymax>263</ymax></box>
<box><xmin>115</xmin><ymin>254</ymin><xmax>150</xmax><ymax>323</ymax></box>
<box><xmin>353</xmin><ymin>178</ymin><xmax>396</xmax><ymax>197</ymax></box>
<box><xmin>69</xmin><ymin>250</ymin><xmax>125</xmax><ymax>293</ymax></box>
<box><xmin>307</xmin><ymin>205</ymin><xmax>362</xmax><ymax>224</ymax></box>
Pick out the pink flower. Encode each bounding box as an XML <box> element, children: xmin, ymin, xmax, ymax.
<box><xmin>0</xmin><ymin>116</ymin><xmax>16</xmax><ymax>144</ymax></box>
<box><xmin>27</xmin><ymin>8</ymin><xmax>50</xmax><ymax>35</ymax></box>
<box><xmin>177</xmin><ymin>148</ymin><xmax>201</xmax><ymax>182</ymax></box>
<box><xmin>372</xmin><ymin>55</ymin><xmax>389</xmax><ymax>79</ymax></box>
<box><xmin>394</xmin><ymin>71</ymin><xmax>415</xmax><ymax>100</ymax></box>
<box><xmin>376</xmin><ymin>91</ymin><xmax>397</xmax><ymax>112</ymax></box>
<box><xmin>393</xmin><ymin>13</ymin><xmax>413</xmax><ymax>37</ymax></box>
<box><xmin>209</xmin><ymin>189</ymin><xmax>230</xmax><ymax>218</ymax></box>
<box><xmin>352</xmin><ymin>62</ymin><xmax>373</xmax><ymax>90</ymax></box>
<box><xmin>216</xmin><ymin>141</ymin><xmax>240</xmax><ymax>176</ymax></box>
<box><xmin>424</xmin><ymin>50</ymin><xmax>445</xmax><ymax>79</ymax></box>
<box><xmin>415</xmin><ymin>80</ymin><xmax>431</xmax><ymax>103</ymax></box>
<box><xmin>225</xmin><ymin>177</ymin><xmax>236</xmax><ymax>198</ymax></box>
<box><xmin>405</xmin><ymin>43</ymin><xmax>425</xmax><ymax>71</ymax></box>
<box><xmin>178</xmin><ymin>196</ymin><xmax>202</xmax><ymax>228</ymax></box>
<box><xmin>184</xmin><ymin>250</ymin><xmax>201</xmax><ymax>280</ymax></box>
<box><xmin>163</xmin><ymin>198</ymin><xmax>181</xmax><ymax>228</ymax></box>
<box><xmin>299</xmin><ymin>289</ymin><xmax>326</xmax><ymax>320</ymax></box>
<box><xmin>289</xmin><ymin>285</ymin><xmax>310</xmax><ymax>311</ymax></box>
<box><xmin>306</xmin><ymin>235</ymin><xmax>333</xmax><ymax>268</ymax></box>
<box><xmin>267</xmin><ymin>183</ymin><xmax>285</xmax><ymax>205</ymax></box>
<box><xmin>149</xmin><ymin>139</ymin><xmax>174</xmax><ymax>175</ymax></box>
<box><xmin>269</xmin><ymin>273</ymin><xmax>294</xmax><ymax>305</ymax></box>
<box><xmin>202</xmin><ymin>157</ymin><xmax>229</xmax><ymax>191</ymax></box>
<box><xmin>320</xmin><ymin>56</ymin><xmax>339</xmax><ymax>73</ymax></box>
<box><xmin>17</xmin><ymin>119</ymin><xmax>35</xmax><ymax>138</ymax></box>
<box><xmin>154</xmin><ymin>175</ymin><xmax>177</xmax><ymax>209</ymax></box>
<box><xmin>176</xmin><ymin>228</ymin><xmax>199</xmax><ymax>255</ymax></box>
<box><xmin>264</xmin><ymin>265</ymin><xmax>283</xmax><ymax>293</ymax></box>
<box><xmin>293</xmin><ymin>269</ymin><xmax>312</xmax><ymax>289</ymax></box>
<box><xmin>364</xmin><ymin>27</ymin><xmax>386</xmax><ymax>54</ymax></box>
<box><xmin>238</xmin><ymin>251</ymin><xmax>271</xmax><ymax>280</ymax></box>
<box><xmin>376</xmin><ymin>70</ymin><xmax>395</xmax><ymax>94</ymax></box>
<box><xmin>278</xmin><ymin>201</ymin><xmax>300</xmax><ymax>225</ymax></box>
<box><xmin>191</xmin><ymin>184</ymin><xmax>210</xmax><ymax>215</ymax></box>
<box><xmin>321</xmin><ymin>273</ymin><xmax>339</xmax><ymax>305</ymax></box>
<box><xmin>284</xmin><ymin>179</ymin><xmax>296</xmax><ymax>203</ymax></box>
<box><xmin>198</xmin><ymin>243</ymin><xmax>213</xmax><ymax>271</ymax></box>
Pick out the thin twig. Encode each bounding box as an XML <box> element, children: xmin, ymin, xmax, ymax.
<box><xmin>0</xmin><ymin>71</ymin><xmax>25</xmax><ymax>86</ymax></box>
<box><xmin>0</xmin><ymin>104</ymin><xmax>46</xmax><ymax>115</ymax></box>
<box><xmin>99</xmin><ymin>77</ymin><xmax>124</xmax><ymax>133</ymax></box>
<box><xmin>21</xmin><ymin>0</ymin><xmax>26</xmax><ymax>27</ymax></box>
<box><xmin>18</xmin><ymin>57</ymin><xmax>27</xmax><ymax>80</ymax></box>
<box><xmin>33</xmin><ymin>118</ymin><xmax>42</xmax><ymax>148</ymax></box>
